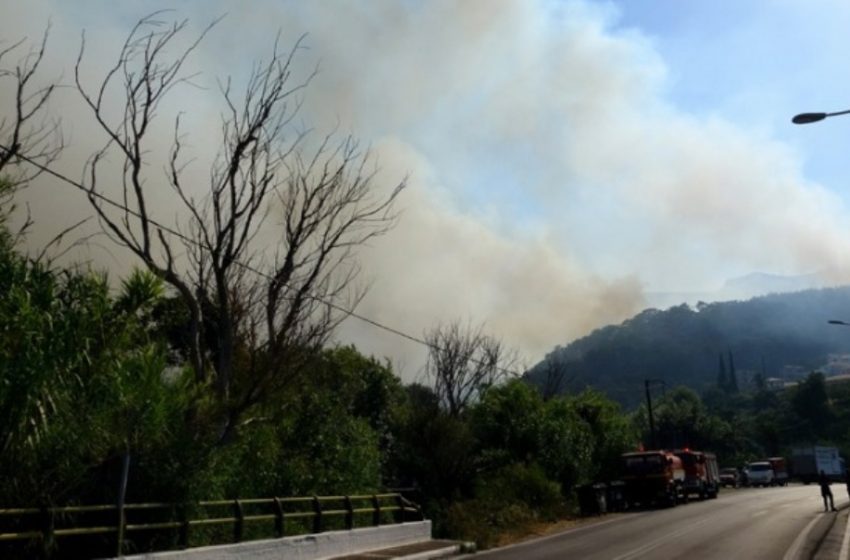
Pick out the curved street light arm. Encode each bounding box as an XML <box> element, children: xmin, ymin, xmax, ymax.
<box><xmin>792</xmin><ymin>109</ymin><xmax>850</xmax><ymax>125</ymax></box>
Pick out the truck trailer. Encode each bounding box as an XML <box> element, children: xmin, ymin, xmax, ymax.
<box><xmin>791</xmin><ymin>446</ymin><xmax>845</xmax><ymax>483</ymax></box>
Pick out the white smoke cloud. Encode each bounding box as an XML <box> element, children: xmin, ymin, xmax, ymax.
<box><xmin>3</xmin><ymin>1</ymin><xmax>850</xmax><ymax>380</ymax></box>
<box><xmin>335</xmin><ymin>136</ymin><xmax>643</xmax><ymax>377</ymax></box>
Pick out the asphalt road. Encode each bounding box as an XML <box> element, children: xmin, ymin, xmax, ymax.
<box><xmin>474</xmin><ymin>485</ymin><xmax>850</xmax><ymax>560</ymax></box>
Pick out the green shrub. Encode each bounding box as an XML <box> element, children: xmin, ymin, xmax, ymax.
<box><xmin>476</xmin><ymin>463</ymin><xmax>562</xmax><ymax>520</ymax></box>
<box><xmin>443</xmin><ymin>463</ymin><xmax>563</xmax><ymax>548</ymax></box>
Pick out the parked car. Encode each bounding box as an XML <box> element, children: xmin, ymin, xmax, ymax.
<box><xmin>719</xmin><ymin>467</ymin><xmax>740</xmax><ymax>488</ymax></box>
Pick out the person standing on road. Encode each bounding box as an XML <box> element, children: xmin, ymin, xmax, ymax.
<box><xmin>820</xmin><ymin>470</ymin><xmax>837</xmax><ymax>512</ymax></box>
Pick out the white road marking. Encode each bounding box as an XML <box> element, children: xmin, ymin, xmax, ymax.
<box><xmin>839</xmin><ymin>509</ymin><xmax>850</xmax><ymax>560</ymax></box>
<box><xmin>610</xmin><ymin>517</ymin><xmax>714</xmax><ymax>560</ymax></box>
<box><xmin>783</xmin><ymin>514</ymin><xmax>822</xmax><ymax>560</ymax></box>
<box><xmin>470</xmin><ymin>515</ymin><xmax>629</xmax><ymax>558</ymax></box>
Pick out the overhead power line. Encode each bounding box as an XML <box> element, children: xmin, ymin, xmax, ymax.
<box><xmin>1</xmin><ymin>145</ymin><xmax>523</xmax><ymax>378</ymax></box>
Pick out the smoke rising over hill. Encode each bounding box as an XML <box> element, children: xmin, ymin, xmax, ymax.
<box><xmin>5</xmin><ymin>1</ymin><xmax>850</xmax><ymax>379</ymax></box>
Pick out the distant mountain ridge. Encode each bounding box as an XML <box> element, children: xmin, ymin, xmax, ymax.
<box><xmin>645</xmin><ymin>271</ymin><xmax>830</xmax><ymax>310</ymax></box>
<box><xmin>525</xmin><ymin>285</ymin><xmax>850</xmax><ymax>408</ymax></box>
<box><xmin>722</xmin><ymin>271</ymin><xmax>824</xmax><ymax>294</ymax></box>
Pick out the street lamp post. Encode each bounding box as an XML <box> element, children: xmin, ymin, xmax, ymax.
<box><xmin>792</xmin><ymin>109</ymin><xmax>850</xmax><ymax>124</ymax></box>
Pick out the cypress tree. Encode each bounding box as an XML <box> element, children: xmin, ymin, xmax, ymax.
<box><xmin>754</xmin><ymin>356</ymin><xmax>767</xmax><ymax>390</ymax></box>
<box><xmin>728</xmin><ymin>351</ymin><xmax>739</xmax><ymax>393</ymax></box>
<box><xmin>717</xmin><ymin>353</ymin><xmax>728</xmax><ymax>392</ymax></box>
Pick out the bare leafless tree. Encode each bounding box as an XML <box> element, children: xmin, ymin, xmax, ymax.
<box><xmin>0</xmin><ymin>24</ymin><xmax>62</xmax><ymax>230</ymax></box>
<box><xmin>72</xmin><ymin>14</ymin><xmax>404</xmax><ymax>441</ymax></box>
<box><xmin>425</xmin><ymin>321</ymin><xmax>516</xmax><ymax>417</ymax></box>
<box><xmin>540</xmin><ymin>356</ymin><xmax>572</xmax><ymax>401</ymax></box>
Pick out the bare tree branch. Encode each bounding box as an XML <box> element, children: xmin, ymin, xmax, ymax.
<box><xmin>72</xmin><ymin>15</ymin><xmax>405</xmax><ymax>443</ymax></box>
<box><xmin>540</xmin><ymin>357</ymin><xmax>573</xmax><ymax>401</ymax></box>
<box><xmin>425</xmin><ymin>321</ymin><xmax>517</xmax><ymax>416</ymax></box>
<box><xmin>0</xmin><ymin>23</ymin><xmax>63</xmax><ymax>189</ymax></box>
<box><xmin>33</xmin><ymin>216</ymin><xmax>92</xmax><ymax>264</ymax></box>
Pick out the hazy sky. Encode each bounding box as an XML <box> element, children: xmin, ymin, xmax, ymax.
<box><xmin>5</xmin><ymin>0</ymin><xmax>850</xmax><ymax>380</ymax></box>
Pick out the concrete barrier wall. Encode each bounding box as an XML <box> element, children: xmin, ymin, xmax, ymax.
<box><xmin>121</xmin><ymin>520</ymin><xmax>432</xmax><ymax>560</ymax></box>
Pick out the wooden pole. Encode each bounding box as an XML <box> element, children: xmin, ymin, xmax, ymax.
<box><xmin>116</xmin><ymin>448</ymin><xmax>130</xmax><ymax>557</ymax></box>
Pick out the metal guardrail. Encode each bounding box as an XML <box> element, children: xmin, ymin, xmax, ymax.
<box><xmin>0</xmin><ymin>493</ymin><xmax>423</xmax><ymax>557</ymax></box>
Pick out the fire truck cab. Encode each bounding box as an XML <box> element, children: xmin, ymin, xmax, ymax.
<box><xmin>674</xmin><ymin>448</ymin><xmax>720</xmax><ymax>500</ymax></box>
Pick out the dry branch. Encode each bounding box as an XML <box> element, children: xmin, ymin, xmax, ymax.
<box><xmin>74</xmin><ymin>14</ymin><xmax>405</xmax><ymax>442</ymax></box>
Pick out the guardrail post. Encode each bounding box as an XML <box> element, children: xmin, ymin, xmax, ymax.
<box><xmin>344</xmin><ymin>496</ymin><xmax>353</xmax><ymax>530</ymax></box>
<box><xmin>394</xmin><ymin>494</ymin><xmax>405</xmax><ymax>524</ymax></box>
<box><xmin>39</xmin><ymin>506</ymin><xmax>54</xmax><ymax>556</ymax></box>
<box><xmin>233</xmin><ymin>499</ymin><xmax>244</xmax><ymax>543</ymax></box>
<box><xmin>312</xmin><ymin>496</ymin><xmax>322</xmax><ymax>534</ymax></box>
<box><xmin>116</xmin><ymin>449</ymin><xmax>130</xmax><ymax>557</ymax></box>
<box><xmin>372</xmin><ymin>495</ymin><xmax>381</xmax><ymax>527</ymax></box>
<box><xmin>116</xmin><ymin>501</ymin><xmax>126</xmax><ymax>557</ymax></box>
<box><xmin>273</xmin><ymin>497</ymin><xmax>284</xmax><ymax>538</ymax></box>
<box><xmin>178</xmin><ymin>504</ymin><xmax>190</xmax><ymax>549</ymax></box>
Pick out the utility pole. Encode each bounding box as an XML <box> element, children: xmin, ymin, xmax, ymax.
<box><xmin>644</xmin><ymin>379</ymin><xmax>666</xmax><ymax>450</ymax></box>
<box><xmin>645</xmin><ymin>379</ymin><xmax>656</xmax><ymax>449</ymax></box>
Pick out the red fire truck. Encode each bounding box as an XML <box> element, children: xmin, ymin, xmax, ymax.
<box><xmin>674</xmin><ymin>448</ymin><xmax>720</xmax><ymax>500</ymax></box>
<box><xmin>622</xmin><ymin>450</ymin><xmax>686</xmax><ymax>507</ymax></box>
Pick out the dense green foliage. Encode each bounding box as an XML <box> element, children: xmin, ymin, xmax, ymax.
<box><xmin>0</xmin><ymin>200</ymin><xmax>645</xmax><ymax>555</ymax></box>
<box><xmin>0</xmin><ymin>209</ymin><xmax>399</xmax><ymax>556</ymax></box>
<box><xmin>527</xmin><ymin>294</ymin><xmax>850</xmax><ymax>406</ymax></box>
<box><xmin>639</xmin><ymin>373</ymin><xmax>850</xmax><ymax>467</ymax></box>
<box><xmin>391</xmin><ymin>378</ymin><xmax>636</xmax><ymax>546</ymax></box>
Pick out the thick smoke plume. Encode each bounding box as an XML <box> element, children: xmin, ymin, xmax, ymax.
<box><xmin>4</xmin><ymin>1</ymin><xmax>849</xmax><ymax>379</ymax></box>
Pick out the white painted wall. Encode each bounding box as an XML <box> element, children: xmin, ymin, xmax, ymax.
<box><xmin>120</xmin><ymin>520</ymin><xmax>432</xmax><ymax>560</ymax></box>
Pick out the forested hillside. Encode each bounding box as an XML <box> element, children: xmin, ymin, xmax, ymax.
<box><xmin>526</xmin><ymin>289</ymin><xmax>850</xmax><ymax>407</ymax></box>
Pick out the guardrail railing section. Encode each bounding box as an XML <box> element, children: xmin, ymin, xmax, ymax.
<box><xmin>0</xmin><ymin>492</ymin><xmax>424</xmax><ymax>558</ymax></box>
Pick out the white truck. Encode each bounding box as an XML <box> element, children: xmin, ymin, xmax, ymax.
<box><xmin>747</xmin><ymin>461</ymin><xmax>775</xmax><ymax>487</ymax></box>
<box><xmin>746</xmin><ymin>457</ymin><xmax>788</xmax><ymax>487</ymax></box>
<box><xmin>790</xmin><ymin>446</ymin><xmax>845</xmax><ymax>483</ymax></box>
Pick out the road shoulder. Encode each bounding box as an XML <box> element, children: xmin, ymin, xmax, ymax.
<box><xmin>812</xmin><ymin>505</ymin><xmax>848</xmax><ymax>560</ymax></box>
<box><xmin>464</xmin><ymin>513</ymin><xmax>631</xmax><ymax>558</ymax></box>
